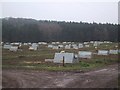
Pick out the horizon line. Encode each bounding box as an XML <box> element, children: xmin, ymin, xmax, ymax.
<box><xmin>1</xmin><ymin>17</ymin><xmax>118</xmax><ymax>25</ymax></box>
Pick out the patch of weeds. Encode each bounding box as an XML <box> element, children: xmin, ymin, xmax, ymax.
<box><xmin>18</xmin><ymin>55</ymin><xmax>26</xmax><ymax>58</ymax></box>
<box><xmin>95</xmin><ymin>60</ymin><xmax>103</xmax><ymax>63</ymax></box>
<box><xmin>80</xmin><ymin>62</ymin><xmax>90</xmax><ymax>67</ymax></box>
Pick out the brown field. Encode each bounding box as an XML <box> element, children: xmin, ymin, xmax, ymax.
<box><xmin>2</xmin><ymin>64</ymin><xmax>118</xmax><ymax>88</ymax></box>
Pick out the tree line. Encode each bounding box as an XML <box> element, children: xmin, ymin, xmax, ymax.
<box><xmin>2</xmin><ymin>17</ymin><xmax>119</xmax><ymax>43</ymax></box>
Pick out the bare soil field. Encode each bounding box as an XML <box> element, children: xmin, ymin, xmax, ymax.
<box><xmin>2</xmin><ymin>64</ymin><xmax>118</xmax><ymax>88</ymax></box>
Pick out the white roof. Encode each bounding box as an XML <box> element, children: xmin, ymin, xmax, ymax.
<box><xmin>3</xmin><ymin>44</ymin><xmax>11</xmax><ymax>49</ymax></box>
<box><xmin>54</xmin><ymin>53</ymin><xmax>77</xmax><ymax>63</ymax></box>
<box><xmin>53</xmin><ymin>46</ymin><xmax>59</xmax><ymax>49</ymax></box>
<box><xmin>0</xmin><ymin>42</ymin><xmax>3</xmax><ymax>45</ymax></box>
<box><xmin>11</xmin><ymin>42</ymin><xmax>19</xmax><ymax>45</ymax></box>
<box><xmin>84</xmin><ymin>42</ymin><xmax>89</xmax><ymax>44</ymax></box>
<box><xmin>56</xmin><ymin>42</ymin><xmax>60</xmax><ymax>44</ymax></box>
<box><xmin>32</xmin><ymin>43</ymin><xmax>38</xmax><ymax>46</ymax></box>
<box><xmin>29</xmin><ymin>46</ymin><xmax>37</xmax><ymax>50</ymax></box>
<box><xmin>85</xmin><ymin>45</ymin><xmax>89</xmax><ymax>47</ymax></box>
<box><xmin>73</xmin><ymin>46</ymin><xmax>78</xmax><ymax>49</ymax></box>
<box><xmin>31</xmin><ymin>43</ymin><xmax>38</xmax><ymax>49</ymax></box>
<box><xmin>58</xmin><ymin>45</ymin><xmax>64</xmax><ymax>48</ymax></box>
<box><xmin>90</xmin><ymin>41</ymin><xmax>94</xmax><ymax>43</ymax></box>
<box><xmin>63</xmin><ymin>42</ymin><xmax>67</xmax><ymax>44</ymax></box>
<box><xmin>48</xmin><ymin>44</ymin><xmax>53</xmax><ymax>48</ymax></box>
<box><xmin>78</xmin><ymin>44</ymin><xmax>83</xmax><ymax>48</ymax></box>
<box><xmin>52</xmin><ymin>42</ymin><xmax>56</xmax><ymax>44</ymax></box>
<box><xmin>78</xmin><ymin>51</ymin><xmax>92</xmax><ymax>59</ymax></box>
<box><xmin>93</xmin><ymin>43</ymin><xmax>99</xmax><ymax>46</ymax></box>
<box><xmin>109</xmin><ymin>50</ymin><xmax>118</xmax><ymax>54</ymax></box>
<box><xmin>78</xmin><ymin>51</ymin><xmax>92</xmax><ymax>54</ymax></box>
<box><xmin>38</xmin><ymin>42</ymin><xmax>47</xmax><ymax>45</ymax></box>
<box><xmin>98</xmin><ymin>50</ymin><xmax>108</xmax><ymax>55</ymax></box>
<box><xmin>65</xmin><ymin>45</ymin><xmax>71</xmax><ymax>49</ymax></box>
<box><xmin>9</xmin><ymin>46</ymin><xmax>18</xmax><ymax>51</ymax></box>
<box><xmin>23</xmin><ymin>43</ymin><xmax>28</xmax><ymax>45</ymax></box>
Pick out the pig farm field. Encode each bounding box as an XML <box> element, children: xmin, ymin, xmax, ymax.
<box><xmin>2</xmin><ymin>41</ymin><xmax>119</xmax><ymax>88</ymax></box>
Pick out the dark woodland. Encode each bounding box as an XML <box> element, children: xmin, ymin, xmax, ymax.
<box><xmin>2</xmin><ymin>17</ymin><xmax>119</xmax><ymax>43</ymax></box>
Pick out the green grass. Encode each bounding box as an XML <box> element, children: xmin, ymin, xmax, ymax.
<box><xmin>2</xmin><ymin>58</ymin><xmax>117</xmax><ymax>71</ymax></box>
<box><xmin>2</xmin><ymin>61</ymin><xmax>96</xmax><ymax>71</ymax></box>
<box><xmin>2</xmin><ymin>42</ymin><xmax>119</xmax><ymax>71</ymax></box>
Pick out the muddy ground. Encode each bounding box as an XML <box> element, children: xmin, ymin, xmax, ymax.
<box><xmin>2</xmin><ymin>64</ymin><xmax>119</xmax><ymax>88</ymax></box>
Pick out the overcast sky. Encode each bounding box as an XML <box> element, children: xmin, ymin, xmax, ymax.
<box><xmin>1</xmin><ymin>0</ymin><xmax>119</xmax><ymax>24</ymax></box>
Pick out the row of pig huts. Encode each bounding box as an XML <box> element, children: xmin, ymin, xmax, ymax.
<box><xmin>1</xmin><ymin>41</ymin><xmax>119</xmax><ymax>64</ymax></box>
<box><xmin>1</xmin><ymin>41</ymin><xmax>114</xmax><ymax>46</ymax></box>
<box><xmin>3</xmin><ymin>43</ymin><xmax>119</xmax><ymax>56</ymax></box>
<box><xmin>2</xmin><ymin>43</ymin><xmax>39</xmax><ymax>51</ymax></box>
<box><xmin>47</xmin><ymin>49</ymin><xmax>119</xmax><ymax>64</ymax></box>
<box><xmin>2</xmin><ymin>41</ymin><xmax>118</xmax><ymax>51</ymax></box>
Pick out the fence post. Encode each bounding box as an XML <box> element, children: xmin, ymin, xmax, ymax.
<box><xmin>63</xmin><ymin>56</ymin><xmax>65</xmax><ymax>67</ymax></box>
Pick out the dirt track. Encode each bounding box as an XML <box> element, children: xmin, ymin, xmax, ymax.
<box><xmin>2</xmin><ymin>64</ymin><xmax>118</xmax><ymax>88</ymax></box>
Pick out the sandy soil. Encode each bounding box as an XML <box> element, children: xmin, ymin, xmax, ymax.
<box><xmin>2</xmin><ymin>64</ymin><xmax>118</xmax><ymax>88</ymax></box>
